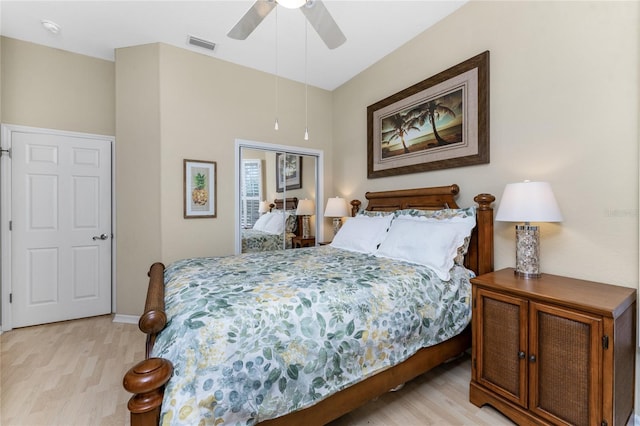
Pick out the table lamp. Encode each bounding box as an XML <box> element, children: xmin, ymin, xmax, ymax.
<box><xmin>296</xmin><ymin>199</ymin><xmax>315</xmax><ymax>238</ymax></box>
<box><xmin>495</xmin><ymin>181</ymin><xmax>563</xmax><ymax>278</ymax></box>
<box><xmin>324</xmin><ymin>197</ymin><xmax>349</xmax><ymax>236</ymax></box>
<box><xmin>258</xmin><ymin>200</ymin><xmax>269</xmax><ymax>215</ymax></box>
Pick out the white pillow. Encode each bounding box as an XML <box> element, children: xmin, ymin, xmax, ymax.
<box><xmin>375</xmin><ymin>217</ymin><xmax>476</xmax><ymax>281</ymax></box>
<box><xmin>253</xmin><ymin>212</ymin><xmax>275</xmax><ymax>232</ymax></box>
<box><xmin>262</xmin><ymin>211</ymin><xmax>288</xmax><ymax>234</ymax></box>
<box><xmin>330</xmin><ymin>215</ymin><xmax>394</xmax><ymax>254</ymax></box>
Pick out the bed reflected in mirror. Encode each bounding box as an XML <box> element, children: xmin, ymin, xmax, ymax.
<box><xmin>239</xmin><ymin>146</ymin><xmax>318</xmax><ymax>253</ymax></box>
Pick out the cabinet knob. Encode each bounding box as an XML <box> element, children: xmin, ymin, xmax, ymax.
<box><xmin>529</xmin><ymin>354</ymin><xmax>537</xmax><ymax>363</ymax></box>
<box><xmin>518</xmin><ymin>351</ymin><xmax>526</xmax><ymax>359</ymax></box>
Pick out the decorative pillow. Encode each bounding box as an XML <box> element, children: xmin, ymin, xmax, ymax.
<box><xmin>395</xmin><ymin>207</ymin><xmax>476</xmax><ymax>264</ymax></box>
<box><xmin>394</xmin><ymin>207</ymin><xmax>476</xmax><ymax>221</ymax></box>
<box><xmin>253</xmin><ymin>212</ymin><xmax>275</xmax><ymax>232</ymax></box>
<box><xmin>285</xmin><ymin>214</ymin><xmax>298</xmax><ymax>234</ymax></box>
<box><xmin>357</xmin><ymin>209</ymin><xmax>395</xmax><ymax>218</ymax></box>
<box><xmin>374</xmin><ymin>217</ymin><xmax>476</xmax><ymax>281</ymax></box>
<box><xmin>330</xmin><ymin>214</ymin><xmax>394</xmax><ymax>254</ymax></box>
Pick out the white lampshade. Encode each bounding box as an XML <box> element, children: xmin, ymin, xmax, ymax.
<box><xmin>495</xmin><ymin>181</ymin><xmax>563</xmax><ymax>223</ymax></box>
<box><xmin>324</xmin><ymin>197</ymin><xmax>349</xmax><ymax>218</ymax></box>
<box><xmin>296</xmin><ymin>199</ymin><xmax>315</xmax><ymax>216</ymax></box>
<box><xmin>496</xmin><ymin>180</ymin><xmax>562</xmax><ymax>278</ymax></box>
<box><xmin>258</xmin><ymin>200</ymin><xmax>270</xmax><ymax>214</ymax></box>
<box><xmin>277</xmin><ymin>0</ymin><xmax>306</xmax><ymax>9</ymax></box>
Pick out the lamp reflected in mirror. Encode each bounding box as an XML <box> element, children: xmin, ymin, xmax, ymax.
<box><xmin>258</xmin><ymin>200</ymin><xmax>270</xmax><ymax>215</ymax></box>
<box><xmin>296</xmin><ymin>199</ymin><xmax>315</xmax><ymax>238</ymax></box>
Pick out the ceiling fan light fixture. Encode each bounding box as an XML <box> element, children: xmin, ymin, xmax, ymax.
<box><xmin>277</xmin><ymin>0</ymin><xmax>306</xmax><ymax>9</ymax></box>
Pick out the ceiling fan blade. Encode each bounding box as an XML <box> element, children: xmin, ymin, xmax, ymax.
<box><xmin>227</xmin><ymin>0</ymin><xmax>277</xmax><ymax>40</ymax></box>
<box><xmin>301</xmin><ymin>0</ymin><xmax>346</xmax><ymax>50</ymax></box>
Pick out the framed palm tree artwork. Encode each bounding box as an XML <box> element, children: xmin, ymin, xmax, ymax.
<box><xmin>367</xmin><ymin>51</ymin><xmax>489</xmax><ymax>178</ymax></box>
<box><xmin>184</xmin><ymin>159</ymin><xmax>217</xmax><ymax>218</ymax></box>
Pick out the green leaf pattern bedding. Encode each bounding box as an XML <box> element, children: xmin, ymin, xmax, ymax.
<box><xmin>152</xmin><ymin>246</ymin><xmax>472</xmax><ymax>425</ymax></box>
<box><xmin>241</xmin><ymin>229</ymin><xmax>295</xmax><ymax>252</ymax></box>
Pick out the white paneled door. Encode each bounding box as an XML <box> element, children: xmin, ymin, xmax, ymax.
<box><xmin>10</xmin><ymin>129</ymin><xmax>112</xmax><ymax>328</ymax></box>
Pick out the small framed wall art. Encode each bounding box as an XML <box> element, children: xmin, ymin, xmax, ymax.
<box><xmin>184</xmin><ymin>159</ymin><xmax>217</xmax><ymax>218</ymax></box>
<box><xmin>275</xmin><ymin>153</ymin><xmax>303</xmax><ymax>193</ymax></box>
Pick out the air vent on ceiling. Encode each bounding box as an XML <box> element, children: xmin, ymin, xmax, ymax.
<box><xmin>188</xmin><ymin>35</ymin><xmax>216</xmax><ymax>52</ymax></box>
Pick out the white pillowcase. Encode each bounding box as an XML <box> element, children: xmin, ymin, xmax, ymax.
<box><xmin>330</xmin><ymin>214</ymin><xmax>394</xmax><ymax>254</ymax></box>
<box><xmin>262</xmin><ymin>211</ymin><xmax>288</xmax><ymax>235</ymax></box>
<box><xmin>375</xmin><ymin>217</ymin><xmax>476</xmax><ymax>281</ymax></box>
<box><xmin>253</xmin><ymin>212</ymin><xmax>274</xmax><ymax>232</ymax></box>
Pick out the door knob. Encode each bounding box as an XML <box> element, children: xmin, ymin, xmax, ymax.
<box><xmin>92</xmin><ymin>233</ymin><xmax>109</xmax><ymax>241</ymax></box>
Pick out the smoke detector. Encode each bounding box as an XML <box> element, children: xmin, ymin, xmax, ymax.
<box><xmin>41</xmin><ymin>19</ymin><xmax>61</xmax><ymax>35</ymax></box>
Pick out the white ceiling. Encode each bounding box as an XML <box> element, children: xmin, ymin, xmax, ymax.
<box><xmin>1</xmin><ymin>1</ymin><xmax>466</xmax><ymax>91</ymax></box>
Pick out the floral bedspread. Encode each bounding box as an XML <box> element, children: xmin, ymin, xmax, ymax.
<box><xmin>241</xmin><ymin>229</ymin><xmax>294</xmax><ymax>252</ymax></box>
<box><xmin>152</xmin><ymin>246</ymin><xmax>472</xmax><ymax>425</ymax></box>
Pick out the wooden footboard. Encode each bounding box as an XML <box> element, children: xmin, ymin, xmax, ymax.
<box><xmin>123</xmin><ymin>262</ymin><xmax>172</xmax><ymax>426</ymax></box>
<box><xmin>123</xmin><ymin>187</ymin><xmax>494</xmax><ymax>426</ymax></box>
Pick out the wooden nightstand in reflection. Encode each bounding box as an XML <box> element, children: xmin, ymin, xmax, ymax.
<box><xmin>292</xmin><ymin>236</ymin><xmax>315</xmax><ymax>248</ymax></box>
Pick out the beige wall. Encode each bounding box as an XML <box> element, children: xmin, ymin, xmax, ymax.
<box><xmin>115</xmin><ymin>44</ymin><xmax>163</xmax><ymax>316</ymax></box>
<box><xmin>333</xmin><ymin>1</ymin><xmax>639</xmax><ymax>288</ymax></box>
<box><xmin>154</xmin><ymin>44</ymin><xmax>332</xmax><ymax>264</ymax></box>
<box><xmin>1</xmin><ymin>37</ymin><xmax>114</xmax><ymax>135</ymax></box>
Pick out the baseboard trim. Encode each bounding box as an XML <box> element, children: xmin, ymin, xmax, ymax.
<box><xmin>112</xmin><ymin>314</ymin><xmax>139</xmax><ymax>325</ymax></box>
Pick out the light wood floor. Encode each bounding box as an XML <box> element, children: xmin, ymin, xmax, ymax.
<box><xmin>1</xmin><ymin>315</ymin><xmax>514</xmax><ymax>425</ymax></box>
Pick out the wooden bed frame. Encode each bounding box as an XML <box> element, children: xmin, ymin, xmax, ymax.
<box><xmin>123</xmin><ymin>184</ymin><xmax>495</xmax><ymax>426</ymax></box>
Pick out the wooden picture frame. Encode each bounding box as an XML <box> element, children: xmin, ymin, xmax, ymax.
<box><xmin>184</xmin><ymin>159</ymin><xmax>216</xmax><ymax>218</ymax></box>
<box><xmin>367</xmin><ymin>51</ymin><xmax>490</xmax><ymax>178</ymax></box>
<box><xmin>275</xmin><ymin>153</ymin><xmax>302</xmax><ymax>193</ymax></box>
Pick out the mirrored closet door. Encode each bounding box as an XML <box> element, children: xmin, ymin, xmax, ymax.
<box><xmin>236</xmin><ymin>140</ymin><xmax>322</xmax><ymax>254</ymax></box>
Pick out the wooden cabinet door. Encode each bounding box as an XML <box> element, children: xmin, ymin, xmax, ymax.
<box><xmin>475</xmin><ymin>288</ymin><xmax>528</xmax><ymax>408</ymax></box>
<box><xmin>528</xmin><ymin>302</ymin><xmax>602</xmax><ymax>426</ymax></box>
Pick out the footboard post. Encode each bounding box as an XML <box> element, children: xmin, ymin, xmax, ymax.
<box><xmin>473</xmin><ymin>193</ymin><xmax>495</xmax><ymax>275</ymax></box>
<box><xmin>123</xmin><ymin>358</ymin><xmax>173</xmax><ymax>426</ymax></box>
<box><xmin>140</xmin><ymin>262</ymin><xmax>167</xmax><ymax>358</ymax></box>
<box><xmin>124</xmin><ymin>262</ymin><xmax>172</xmax><ymax>426</ymax></box>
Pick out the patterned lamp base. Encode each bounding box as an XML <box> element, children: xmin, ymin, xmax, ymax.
<box><xmin>302</xmin><ymin>215</ymin><xmax>311</xmax><ymax>239</ymax></box>
<box><xmin>332</xmin><ymin>218</ymin><xmax>342</xmax><ymax>236</ymax></box>
<box><xmin>515</xmin><ymin>224</ymin><xmax>541</xmax><ymax>278</ymax></box>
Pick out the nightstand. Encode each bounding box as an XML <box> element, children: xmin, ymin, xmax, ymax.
<box><xmin>291</xmin><ymin>236</ymin><xmax>315</xmax><ymax>248</ymax></box>
<box><xmin>469</xmin><ymin>268</ymin><xmax>636</xmax><ymax>426</ymax></box>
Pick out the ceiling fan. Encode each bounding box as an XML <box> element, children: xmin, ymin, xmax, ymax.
<box><xmin>227</xmin><ymin>0</ymin><xmax>346</xmax><ymax>50</ymax></box>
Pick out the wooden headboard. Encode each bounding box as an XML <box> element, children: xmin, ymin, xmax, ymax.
<box><xmin>271</xmin><ymin>197</ymin><xmax>298</xmax><ymax>211</ymax></box>
<box><xmin>351</xmin><ymin>184</ymin><xmax>495</xmax><ymax>276</ymax></box>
